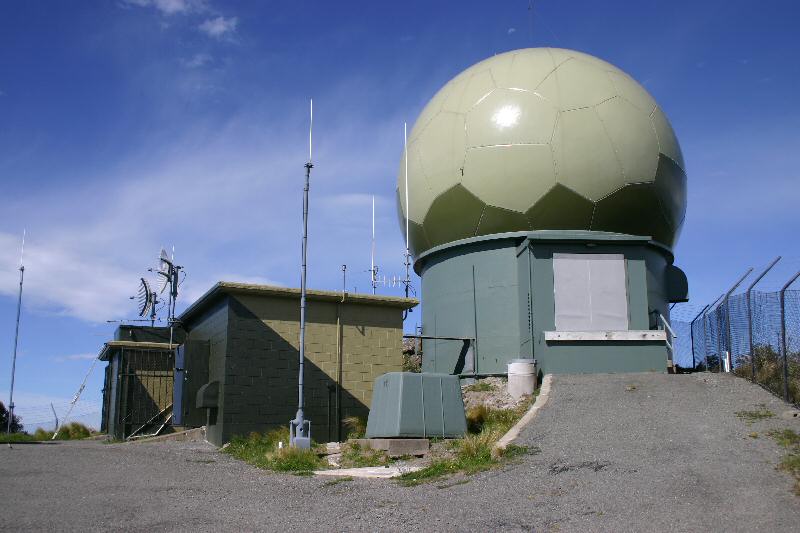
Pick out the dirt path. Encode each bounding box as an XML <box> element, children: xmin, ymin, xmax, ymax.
<box><xmin>2</xmin><ymin>372</ymin><xmax>798</xmax><ymax>532</ymax></box>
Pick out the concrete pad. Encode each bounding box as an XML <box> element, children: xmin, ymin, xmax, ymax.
<box><xmin>126</xmin><ymin>427</ymin><xmax>206</xmax><ymax>444</ymax></box>
<box><xmin>314</xmin><ymin>465</ymin><xmax>422</xmax><ymax>479</ymax></box>
<box><xmin>352</xmin><ymin>438</ymin><xmax>429</xmax><ymax>457</ymax></box>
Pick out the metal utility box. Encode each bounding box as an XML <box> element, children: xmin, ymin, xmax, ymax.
<box><xmin>366</xmin><ymin>372</ymin><xmax>467</xmax><ymax>438</ymax></box>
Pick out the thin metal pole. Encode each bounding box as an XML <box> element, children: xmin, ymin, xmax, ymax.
<box><xmin>50</xmin><ymin>403</ymin><xmax>58</xmax><ymax>432</ymax></box>
<box><xmin>53</xmin><ymin>357</ymin><xmax>98</xmax><ymax>439</ymax></box>
<box><xmin>702</xmin><ymin>293</ymin><xmax>725</xmax><ymax>371</ymax></box>
<box><xmin>371</xmin><ymin>195</ymin><xmax>376</xmax><ymax>294</ymax></box>
<box><xmin>745</xmin><ymin>257</ymin><xmax>781</xmax><ymax>381</ymax></box>
<box><xmin>404</xmin><ymin>122</ymin><xmax>410</xmax><ymax>298</ymax></box>
<box><xmin>291</xmin><ymin>98</ymin><xmax>313</xmax><ymax>445</ymax></box>
<box><xmin>689</xmin><ymin>304</ymin><xmax>710</xmax><ymax>370</ymax></box>
<box><xmin>779</xmin><ymin>270</ymin><xmax>800</xmax><ymax>402</ymax></box>
<box><xmin>724</xmin><ymin>267</ymin><xmax>753</xmax><ymax>372</ymax></box>
<box><xmin>6</xmin><ymin>231</ymin><xmax>25</xmax><ymax>437</ymax></box>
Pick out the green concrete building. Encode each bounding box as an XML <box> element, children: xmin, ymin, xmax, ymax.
<box><xmin>178</xmin><ymin>282</ymin><xmax>417</xmax><ymax>446</ymax></box>
<box><xmin>398</xmin><ymin>48</ymin><xmax>690</xmax><ymax>376</ymax></box>
<box><xmin>99</xmin><ymin>325</ymin><xmax>183</xmax><ymax>440</ymax></box>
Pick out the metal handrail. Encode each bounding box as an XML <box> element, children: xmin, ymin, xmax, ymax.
<box><xmin>659</xmin><ymin>313</ymin><xmax>676</xmax><ymax>351</ymax></box>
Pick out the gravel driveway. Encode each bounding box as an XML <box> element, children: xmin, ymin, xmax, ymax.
<box><xmin>2</xmin><ymin>372</ymin><xmax>798</xmax><ymax>532</ymax></box>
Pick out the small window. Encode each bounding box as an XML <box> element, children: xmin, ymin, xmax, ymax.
<box><xmin>553</xmin><ymin>253</ymin><xmax>629</xmax><ymax>331</ymax></box>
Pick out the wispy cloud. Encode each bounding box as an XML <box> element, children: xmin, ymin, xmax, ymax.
<box><xmin>507</xmin><ymin>27</ymin><xmax>516</xmax><ymax>35</ymax></box>
<box><xmin>198</xmin><ymin>16</ymin><xmax>238</xmax><ymax>39</ymax></box>
<box><xmin>0</xmin><ymin>83</ymin><xmax>409</xmax><ymax>324</ymax></box>
<box><xmin>52</xmin><ymin>353</ymin><xmax>97</xmax><ymax>363</ymax></box>
<box><xmin>181</xmin><ymin>52</ymin><xmax>213</xmax><ymax>68</ymax></box>
<box><xmin>122</xmin><ymin>0</ymin><xmax>206</xmax><ymax>16</ymax></box>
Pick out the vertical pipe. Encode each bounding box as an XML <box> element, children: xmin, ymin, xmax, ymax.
<box><xmin>295</xmin><ymin>160</ymin><xmax>311</xmax><ymax>435</ymax></box>
<box><xmin>745</xmin><ymin>257</ymin><xmax>781</xmax><ymax>381</ymax></box>
<box><xmin>6</xmin><ymin>232</ymin><xmax>25</xmax><ymax>437</ymax></box>
<box><xmin>472</xmin><ymin>265</ymin><xmax>479</xmax><ymax>375</ymax></box>
<box><xmin>779</xmin><ymin>270</ymin><xmax>800</xmax><ymax>402</ymax></box>
<box><xmin>292</xmin><ymin>98</ymin><xmax>313</xmax><ymax>445</ymax></box>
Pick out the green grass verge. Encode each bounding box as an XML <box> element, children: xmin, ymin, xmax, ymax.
<box><xmin>0</xmin><ymin>422</ymin><xmax>96</xmax><ymax>443</ymax></box>
<box><xmin>223</xmin><ymin>428</ymin><xmax>325</xmax><ymax>474</ymax></box>
<box><xmin>768</xmin><ymin>429</ymin><xmax>800</xmax><ymax>496</ymax></box>
<box><xmin>735</xmin><ymin>404</ymin><xmax>775</xmax><ymax>423</ymax></box>
<box><xmin>399</xmin><ymin>392</ymin><xmax>538</xmax><ymax>486</ymax></box>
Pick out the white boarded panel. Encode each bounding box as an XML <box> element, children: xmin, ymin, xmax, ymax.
<box><xmin>553</xmin><ymin>253</ymin><xmax>629</xmax><ymax>331</ymax></box>
<box><xmin>553</xmin><ymin>254</ymin><xmax>591</xmax><ymax>331</ymax></box>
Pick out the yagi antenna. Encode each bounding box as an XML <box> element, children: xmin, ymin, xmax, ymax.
<box><xmin>136</xmin><ymin>277</ymin><xmax>154</xmax><ymax>318</ymax></box>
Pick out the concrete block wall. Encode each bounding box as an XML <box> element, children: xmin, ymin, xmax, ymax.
<box><xmin>185</xmin><ymin>299</ymin><xmax>229</xmax><ymax>446</ymax></box>
<box><xmin>197</xmin><ymin>293</ymin><xmax>405</xmax><ymax>445</ymax></box>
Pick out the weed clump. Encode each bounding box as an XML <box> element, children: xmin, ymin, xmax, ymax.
<box><xmin>767</xmin><ymin>429</ymin><xmax>800</xmax><ymax>496</ymax></box>
<box><xmin>224</xmin><ymin>427</ymin><xmax>324</xmax><ymax>474</ymax></box>
<box><xmin>464</xmin><ymin>381</ymin><xmax>494</xmax><ymax>393</ymax></box>
<box><xmin>339</xmin><ymin>442</ymin><xmax>390</xmax><ymax>468</ymax></box>
<box><xmin>400</xmin><ymin>398</ymin><xmax>535</xmax><ymax>486</ymax></box>
<box><xmin>342</xmin><ymin>416</ymin><xmax>367</xmax><ymax>440</ymax></box>
<box><xmin>735</xmin><ymin>404</ymin><xmax>775</xmax><ymax>424</ymax></box>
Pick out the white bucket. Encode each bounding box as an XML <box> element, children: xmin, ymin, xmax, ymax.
<box><xmin>508</xmin><ymin>359</ymin><xmax>537</xmax><ymax>399</ymax></box>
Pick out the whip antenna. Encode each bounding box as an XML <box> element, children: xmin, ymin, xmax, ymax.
<box><xmin>290</xmin><ymin>98</ymin><xmax>313</xmax><ymax>448</ymax></box>
<box><xmin>6</xmin><ymin>230</ymin><xmax>26</xmax><ymax>443</ymax></box>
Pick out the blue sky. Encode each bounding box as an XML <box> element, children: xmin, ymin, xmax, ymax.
<box><xmin>1</xmin><ymin>0</ymin><xmax>798</xmax><ymax>429</ymax></box>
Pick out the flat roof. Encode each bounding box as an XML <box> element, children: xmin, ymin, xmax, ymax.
<box><xmin>179</xmin><ymin>282</ymin><xmax>418</xmax><ymax>325</ymax></box>
<box><xmin>98</xmin><ymin>341</ymin><xmax>175</xmax><ymax>361</ymax></box>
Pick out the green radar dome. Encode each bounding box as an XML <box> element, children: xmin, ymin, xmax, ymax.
<box><xmin>397</xmin><ymin>48</ymin><xmax>687</xmax><ymax>257</ymax></box>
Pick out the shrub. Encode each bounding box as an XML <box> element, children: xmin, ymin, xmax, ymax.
<box><xmin>53</xmin><ymin>422</ymin><xmax>92</xmax><ymax>440</ymax></box>
<box><xmin>342</xmin><ymin>416</ymin><xmax>367</xmax><ymax>440</ymax></box>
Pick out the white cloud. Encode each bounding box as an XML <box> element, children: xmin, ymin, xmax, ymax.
<box><xmin>507</xmin><ymin>27</ymin><xmax>516</xmax><ymax>35</ymax></box>
<box><xmin>181</xmin><ymin>53</ymin><xmax>213</xmax><ymax>68</ymax></box>
<box><xmin>198</xmin><ymin>16</ymin><xmax>238</xmax><ymax>38</ymax></box>
<box><xmin>122</xmin><ymin>0</ymin><xmax>206</xmax><ymax>15</ymax></box>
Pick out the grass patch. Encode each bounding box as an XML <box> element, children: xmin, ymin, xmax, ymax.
<box><xmin>223</xmin><ymin>427</ymin><xmax>325</xmax><ymax>474</ymax></box>
<box><xmin>0</xmin><ymin>422</ymin><xmax>96</xmax><ymax>443</ymax></box>
<box><xmin>339</xmin><ymin>442</ymin><xmax>391</xmax><ymax>468</ymax></box>
<box><xmin>464</xmin><ymin>381</ymin><xmax>494</xmax><ymax>393</ymax></box>
<box><xmin>399</xmin><ymin>394</ymin><xmax>537</xmax><ymax>486</ymax></box>
<box><xmin>0</xmin><ymin>432</ymin><xmax>39</xmax><ymax>443</ymax></box>
<box><xmin>767</xmin><ymin>429</ymin><xmax>800</xmax><ymax>496</ymax></box>
<box><xmin>735</xmin><ymin>404</ymin><xmax>775</xmax><ymax>424</ymax></box>
<box><xmin>323</xmin><ymin>476</ymin><xmax>354</xmax><ymax>486</ymax></box>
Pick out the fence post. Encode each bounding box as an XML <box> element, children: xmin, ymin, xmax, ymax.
<box><xmin>745</xmin><ymin>257</ymin><xmax>781</xmax><ymax>382</ymax></box>
<box><xmin>723</xmin><ymin>268</ymin><xmax>753</xmax><ymax>373</ymax></box>
<box><xmin>690</xmin><ymin>304</ymin><xmax>710</xmax><ymax>370</ymax></box>
<box><xmin>779</xmin><ymin>270</ymin><xmax>800</xmax><ymax>402</ymax></box>
<box><xmin>702</xmin><ymin>294</ymin><xmax>725</xmax><ymax>371</ymax></box>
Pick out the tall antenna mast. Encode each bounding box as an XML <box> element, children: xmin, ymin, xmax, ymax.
<box><xmin>6</xmin><ymin>230</ymin><xmax>25</xmax><ymax>440</ymax></box>
<box><xmin>370</xmin><ymin>195</ymin><xmax>378</xmax><ymax>295</ymax></box>
<box><xmin>403</xmin><ymin>122</ymin><xmax>411</xmax><ymax>301</ymax></box>
<box><xmin>290</xmin><ymin>98</ymin><xmax>313</xmax><ymax>448</ymax></box>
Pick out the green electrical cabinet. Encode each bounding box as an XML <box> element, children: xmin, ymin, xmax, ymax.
<box><xmin>366</xmin><ymin>372</ymin><xmax>467</xmax><ymax>438</ymax></box>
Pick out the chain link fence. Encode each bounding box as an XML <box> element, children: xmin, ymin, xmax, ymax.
<box><xmin>671</xmin><ymin>259</ymin><xmax>800</xmax><ymax>407</ymax></box>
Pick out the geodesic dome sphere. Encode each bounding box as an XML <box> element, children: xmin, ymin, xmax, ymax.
<box><xmin>397</xmin><ymin>48</ymin><xmax>687</xmax><ymax>257</ymax></box>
